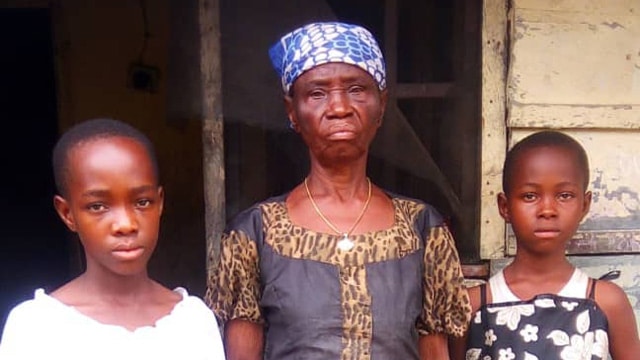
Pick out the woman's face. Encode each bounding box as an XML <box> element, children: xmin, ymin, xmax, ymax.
<box><xmin>285</xmin><ymin>63</ymin><xmax>387</xmax><ymax>165</ymax></box>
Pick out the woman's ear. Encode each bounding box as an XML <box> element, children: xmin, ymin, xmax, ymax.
<box><xmin>284</xmin><ymin>95</ymin><xmax>299</xmax><ymax>132</ymax></box>
<box><xmin>378</xmin><ymin>89</ymin><xmax>388</xmax><ymax>125</ymax></box>
<box><xmin>497</xmin><ymin>192</ymin><xmax>510</xmax><ymax>222</ymax></box>
<box><xmin>53</xmin><ymin>195</ymin><xmax>77</xmax><ymax>232</ymax></box>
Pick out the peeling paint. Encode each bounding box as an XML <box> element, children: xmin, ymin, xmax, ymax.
<box><xmin>601</xmin><ymin>21</ymin><xmax>625</xmax><ymax>29</ymax></box>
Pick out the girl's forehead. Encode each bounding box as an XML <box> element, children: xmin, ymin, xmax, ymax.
<box><xmin>517</xmin><ymin>145</ymin><xmax>577</xmax><ymax>164</ymax></box>
<box><xmin>513</xmin><ymin>146</ymin><xmax>585</xmax><ymax>180</ymax></box>
<box><xmin>71</xmin><ymin>136</ymin><xmax>147</xmax><ymax>159</ymax></box>
<box><xmin>67</xmin><ymin>138</ymin><xmax>154</xmax><ymax>176</ymax></box>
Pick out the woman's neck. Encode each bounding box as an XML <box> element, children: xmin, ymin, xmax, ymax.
<box><xmin>307</xmin><ymin>164</ymin><xmax>369</xmax><ymax>198</ymax></box>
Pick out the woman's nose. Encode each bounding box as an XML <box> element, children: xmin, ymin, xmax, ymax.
<box><xmin>327</xmin><ymin>90</ymin><xmax>351</xmax><ymax>117</ymax></box>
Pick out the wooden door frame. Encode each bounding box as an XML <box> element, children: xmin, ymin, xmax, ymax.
<box><xmin>479</xmin><ymin>0</ymin><xmax>508</xmax><ymax>260</ymax></box>
<box><xmin>199</xmin><ymin>0</ymin><xmax>225</xmax><ymax>272</ymax></box>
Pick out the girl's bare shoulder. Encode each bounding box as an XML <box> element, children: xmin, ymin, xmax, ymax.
<box><xmin>593</xmin><ymin>279</ymin><xmax>631</xmax><ymax>312</ymax></box>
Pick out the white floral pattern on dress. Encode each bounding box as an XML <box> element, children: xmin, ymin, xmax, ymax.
<box><xmin>498</xmin><ymin>347</ymin><xmax>515</xmax><ymax>360</ymax></box>
<box><xmin>561</xmin><ymin>301</ymin><xmax>579</xmax><ymax>311</ymax></box>
<box><xmin>474</xmin><ymin>310</ymin><xmax>482</xmax><ymax>324</ymax></box>
<box><xmin>520</xmin><ymin>324</ymin><xmax>539</xmax><ymax>342</ymax></box>
<box><xmin>465</xmin><ymin>277</ymin><xmax>610</xmax><ymax>360</ymax></box>
<box><xmin>547</xmin><ymin>310</ymin><xmax>608</xmax><ymax>359</ymax></box>
<box><xmin>534</xmin><ymin>298</ymin><xmax>556</xmax><ymax>308</ymax></box>
<box><xmin>465</xmin><ymin>348</ymin><xmax>481</xmax><ymax>360</ymax></box>
<box><xmin>487</xmin><ymin>304</ymin><xmax>535</xmax><ymax>330</ymax></box>
<box><xmin>485</xmin><ymin>329</ymin><xmax>497</xmax><ymax>346</ymax></box>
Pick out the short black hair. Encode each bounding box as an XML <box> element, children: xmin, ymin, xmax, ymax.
<box><xmin>502</xmin><ymin>130</ymin><xmax>589</xmax><ymax>195</ymax></box>
<box><xmin>52</xmin><ymin>118</ymin><xmax>159</xmax><ymax>196</ymax></box>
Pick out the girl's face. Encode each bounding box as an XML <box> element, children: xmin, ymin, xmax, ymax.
<box><xmin>285</xmin><ymin>62</ymin><xmax>387</xmax><ymax>165</ymax></box>
<box><xmin>54</xmin><ymin>137</ymin><xmax>164</xmax><ymax>277</ymax></box>
<box><xmin>497</xmin><ymin>146</ymin><xmax>591</xmax><ymax>255</ymax></box>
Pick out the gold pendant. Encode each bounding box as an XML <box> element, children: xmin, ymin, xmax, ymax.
<box><xmin>337</xmin><ymin>234</ymin><xmax>354</xmax><ymax>251</ymax></box>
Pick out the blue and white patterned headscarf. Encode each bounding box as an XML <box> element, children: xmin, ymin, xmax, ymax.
<box><xmin>269</xmin><ymin>22</ymin><xmax>387</xmax><ymax>94</ymax></box>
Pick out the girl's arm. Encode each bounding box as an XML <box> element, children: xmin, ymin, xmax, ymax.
<box><xmin>224</xmin><ymin>319</ymin><xmax>263</xmax><ymax>360</ymax></box>
<box><xmin>594</xmin><ymin>280</ymin><xmax>640</xmax><ymax>360</ymax></box>
<box><xmin>450</xmin><ymin>285</ymin><xmax>483</xmax><ymax>360</ymax></box>
<box><xmin>419</xmin><ymin>333</ymin><xmax>449</xmax><ymax>360</ymax></box>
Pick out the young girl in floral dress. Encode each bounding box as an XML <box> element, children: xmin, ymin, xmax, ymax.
<box><xmin>459</xmin><ymin>131</ymin><xmax>639</xmax><ymax>360</ymax></box>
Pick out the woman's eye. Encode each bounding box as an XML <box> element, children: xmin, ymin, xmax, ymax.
<box><xmin>348</xmin><ymin>86</ymin><xmax>364</xmax><ymax>94</ymax></box>
<box><xmin>309</xmin><ymin>90</ymin><xmax>326</xmax><ymax>99</ymax></box>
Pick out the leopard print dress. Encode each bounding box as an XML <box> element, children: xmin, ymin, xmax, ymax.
<box><xmin>206</xmin><ymin>192</ymin><xmax>471</xmax><ymax>360</ymax></box>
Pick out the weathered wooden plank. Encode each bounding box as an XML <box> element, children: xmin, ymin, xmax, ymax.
<box><xmin>510</xmin><ymin>103</ymin><xmax>640</xmax><ymax>129</ymax></box>
<box><xmin>200</xmin><ymin>0</ymin><xmax>225</xmax><ymax>272</ymax></box>
<box><xmin>515</xmin><ymin>0</ymin><xmax>638</xmax><ymax>14</ymax></box>
<box><xmin>480</xmin><ymin>0</ymin><xmax>508</xmax><ymax>259</ymax></box>
<box><xmin>508</xmin><ymin>3</ymin><xmax>640</xmax><ymax>128</ymax></box>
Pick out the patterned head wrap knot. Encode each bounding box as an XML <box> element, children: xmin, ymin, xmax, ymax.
<box><xmin>269</xmin><ymin>22</ymin><xmax>387</xmax><ymax>94</ymax></box>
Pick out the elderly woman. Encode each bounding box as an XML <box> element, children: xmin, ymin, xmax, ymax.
<box><xmin>207</xmin><ymin>22</ymin><xmax>471</xmax><ymax>360</ymax></box>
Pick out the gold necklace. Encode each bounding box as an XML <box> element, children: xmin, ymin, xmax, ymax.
<box><xmin>304</xmin><ymin>177</ymin><xmax>372</xmax><ymax>251</ymax></box>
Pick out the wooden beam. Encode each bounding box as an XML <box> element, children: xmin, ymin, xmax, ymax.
<box><xmin>384</xmin><ymin>0</ymin><xmax>398</xmax><ymax>98</ymax></box>
<box><xmin>199</xmin><ymin>0</ymin><xmax>225</xmax><ymax>271</ymax></box>
<box><xmin>480</xmin><ymin>0</ymin><xmax>508</xmax><ymax>259</ymax></box>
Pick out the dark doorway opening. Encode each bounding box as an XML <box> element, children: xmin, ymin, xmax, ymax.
<box><xmin>0</xmin><ymin>8</ymin><xmax>70</xmax><ymax>333</ymax></box>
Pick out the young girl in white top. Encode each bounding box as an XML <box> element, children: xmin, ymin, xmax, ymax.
<box><xmin>0</xmin><ymin>119</ymin><xmax>225</xmax><ymax>360</ymax></box>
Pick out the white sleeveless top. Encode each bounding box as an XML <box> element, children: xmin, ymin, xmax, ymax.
<box><xmin>490</xmin><ymin>268</ymin><xmax>589</xmax><ymax>302</ymax></box>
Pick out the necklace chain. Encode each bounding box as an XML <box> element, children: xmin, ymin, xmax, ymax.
<box><xmin>304</xmin><ymin>177</ymin><xmax>372</xmax><ymax>238</ymax></box>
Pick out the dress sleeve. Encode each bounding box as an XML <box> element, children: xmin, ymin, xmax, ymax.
<box><xmin>417</xmin><ymin>225</ymin><xmax>471</xmax><ymax>337</ymax></box>
<box><xmin>205</xmin><ymin>229</ymin><xmax>262</xmax><ymax>325</ymax></box>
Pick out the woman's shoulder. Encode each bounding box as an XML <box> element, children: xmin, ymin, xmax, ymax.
<box><xmin>225</xmin><ymin>193</ymin><xmax>288</xmax><ymax>231</ymax></box>
<box><xmin>386</xmin><ymin>191</ymin><xmax>445</xmax><ymax>226</ymax></box>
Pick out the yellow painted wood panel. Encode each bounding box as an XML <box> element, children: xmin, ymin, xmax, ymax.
<box><xmin>508</xmin><ymin>1</ymin><xmax>640</xmax><ymax>128</ymax></box>
<box><xmin>516</xmin><ymin>0</ymin><xmax>639</xmax><ymax>15</ymax></box>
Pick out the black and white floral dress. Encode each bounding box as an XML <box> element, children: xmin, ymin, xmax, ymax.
<box><xmin>465</xmin><ymin>269</ymin><xmax>609</xmax><ymax>360</ymax></box>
